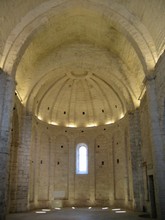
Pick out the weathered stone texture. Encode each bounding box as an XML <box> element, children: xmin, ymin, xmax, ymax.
<box><xmin>0</xmin><ymin>71</ymin><xmax>15</xmax><ymax>220</ymax></box>
<box><xmin>14</xmin><ymin>113</ymin><xmax>134</xmax><ymax>209</ymax></box>
<box><xmin>0</xmin><ymin>2</ymin><xmax>165</xmax><ymax>220</ymax></box>
<box><xmin>128</xmin><ymin>110</ymin><xmax>144</xmax><ymax>211</ymax></box>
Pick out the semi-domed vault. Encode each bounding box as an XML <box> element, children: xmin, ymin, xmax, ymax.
<box><xmin>1</xmin><ymin>0</ymin><xmax>165</xmax><ymax>219</ymax></box>
<box><xmin>3</xmin><ymin>0</ymin><xmax>163</xmax><ymax>127</ymax></box>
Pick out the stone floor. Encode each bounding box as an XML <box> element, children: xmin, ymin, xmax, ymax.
<box><xmin>7</xmin><ymin>207</ymin><xmax>153</xmax><ymax>220</ymax></box>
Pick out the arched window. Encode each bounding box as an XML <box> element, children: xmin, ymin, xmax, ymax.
<box><xmin>76</xmin><ymin>143</ymin><xmax>88</xmax><ymax>174</ymax></box>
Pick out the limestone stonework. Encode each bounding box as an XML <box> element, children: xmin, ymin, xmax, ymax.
<box><xmin>0</xmin><ymin>70</ymin><xmax>15</xmax><ymax>220</ymax></box>
<box><xmin>0</xmin><ymin>1</ymin><xmax>165</xmax><ymax>220</ymax></box>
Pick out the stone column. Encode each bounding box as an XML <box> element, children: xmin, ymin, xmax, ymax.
<box><xmin>128</xmin><ymin>110</ymin><xmax>144</xmax><ymax>211</ymax></box>
<box><xmin>124</xmin><ymin>129</ymin><xmax>130</xmax><ymax>206</ymax></box>
<box><xmin>145</xmin><ymin>74</ymin><xmax>165</xmax><ymax>220</ymax></box>
<box><xmin>109</xmin><ymin>135</ymin><xmax>115</xmax><ymax>205</ymax></box>
<box><xmin>15</xmin><ymin>111</ymin><xmax>32</xmax><ymax>212</ymax></box>
<box><xmin>0</xmin><ymin>69</ymin><xmax>15</xmax><ymax>220</ymax></box>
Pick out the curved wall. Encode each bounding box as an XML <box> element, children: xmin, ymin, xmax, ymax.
<box><xmin>28</xmin><ymin>114</ymin><xmax>134</xmax><ymax>209</ymax></box>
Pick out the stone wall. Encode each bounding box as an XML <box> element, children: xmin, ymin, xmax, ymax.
<box><xmin>139</xmin><ymin>94</ymin><xmax>154</xmax><ymax>213</ymax></box>
<box><xmin>0</xmin><ymin>70</ymin><xmax>15</xmax><ymax>220</ymax></box>
<box><xmin>8</xmin><ymin>95</ymin><xmax>157</xmax><ymax>213</ymax></box>
<box><xmin>8</xmin><ymin>96</ymin><xmax>32</xmax><ymax>213</ymax></box>
<box><xmin>153</xmin><ymin>51</ymin><xmax>165</xmax><ymax>219</ymax></box>
<box><xmin>27</xmin><ymin>113</ymin><xmax>135</xmax><ymax>210</ymax></box>
<box><xmin>155</xmin><ymin>51</ymin><xmax>165</xmax><ymax>143</ymax></box>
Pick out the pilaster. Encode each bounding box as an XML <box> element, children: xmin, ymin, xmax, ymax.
<box><xmin>128</xmin><ymin>110</ymin><xmax>144</xmax><ymax>211</ymax></box>
<box><xmin>0</xmin><ymin>69</ymin><xmax>15</xmax><ymax>220</ymax></box>
<box><xmin>145</xmin><ymin>74</ymin><xmax>165</xmax><ymax>220</ymax></box>
<box><xmin>15</xmin><ymin>111</ymin><xmax>32</xmax><ymax>212</ymax></box>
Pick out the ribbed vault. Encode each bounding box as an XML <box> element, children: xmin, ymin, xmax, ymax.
<box><xmin>17</xmin><ymin>41</ymin><xmax>140</xmax><ymax>127</ymax></box>
<box><xmin>1</xmin><ymin>0</ymin><xmax>165</xmax><ymax>127</ymax></box>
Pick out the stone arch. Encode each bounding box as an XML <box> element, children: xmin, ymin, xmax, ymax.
<box><xmin>0</xmin><ymin>0</ymin><xmax>157</xmax><ymax>76</ymax></box>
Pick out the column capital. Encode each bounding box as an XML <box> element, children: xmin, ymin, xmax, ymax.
<box><xmin>21</xmin><ymin>108</ymin><xmax>33</xmax><ymax>118</ymax></box>
<box><xmin>143</xmin><ymin>71</ymin><xmax>156</xmax><ymax>84</ymax></box>
<box><xmin>0</xmin><ymin>67</ymin><xmax>16</xmax><ymax>85</ymax></box>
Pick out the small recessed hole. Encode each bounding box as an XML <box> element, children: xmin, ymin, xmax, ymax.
<box><xmin>65</xmin><ymin>130</ymin><xmax>67</xmax><ymax>133</ymax></box>
<box><xmin>102</xmin><ymin>109</ymin><xmax>104</xmax><ymax>113</ymax></box>
<box><xmin>57</xmin><ymin>161</ymin><xmax>60</xmax><ymax>165</ymax></box>
<box><xmin>47</xmin><ymin>107</ymin><xmax>50</xmax><ymax>110</ymax></box>
<box><xmin>61</xmin><ymin>145</ymin><xmax>63</xmax><ymax>148</ymax></box>
<box><xmin>116</xmin><ymin>142</ymin><xmax>118</xmax><ymax>145</ymax></box>
<box><xmin>117</xmin><ymin>159</ymin><xmax>119</xmax><ymax>164</ymax></box>
<box><xmin>64</xmin><ymin>111</ymin><xmax>66</xmax><ymax>114</ymax></box>
<box><xmin>41</xmin><ymin>160</ymin><xmax>42</xmax><ymax>164</ymax></box>
<box><xmin>102</xmin><ymin>161</ymin><xmax>104</xmax><ymax>165</ymax></box>
<box><xmin>104</xmin><ymin>128</ymin><xmax>106</xmax><ymax>131</ymax></box>
<box><xmin>47</xmin><ymin>127</ymin><xmax>48</xmax><ymax>130</ymax></box>
<box><xmin>82</xmin><ymin>112</ymin><xmax>85</xmax><ymax>115</ymax></box>
<box><xmin>115</xmin><ymin>105</ymin><xmax>117</xmax><ymax>108</ymax></box>
<box><xmin>81</xmin><ymin>130</ymin><xmax>84</xmax><ymax>133</ymax></box>
<box><xmin>13</xmin><ymin>107</ymin><xmax>15</xmax><ymax>110</ymax></box>
<box><xmin>98</xmin><ymin>145</ymin><xmax>100</xmax><ymax>148</ymax></box>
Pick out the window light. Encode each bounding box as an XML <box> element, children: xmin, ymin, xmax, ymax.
<box><xmin>76</xmin><ymin>144</ymin><xmax>88</xmax><ymax>174</ymax></box>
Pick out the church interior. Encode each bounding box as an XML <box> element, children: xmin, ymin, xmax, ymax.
<box><xmin>0</xmin><ymin>0</ymin><xmax>165</xmax><ymax>220</ymax></box>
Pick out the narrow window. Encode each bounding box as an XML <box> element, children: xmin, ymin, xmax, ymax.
<box><xmin>76</xmin><ymin>143</ymin><xmax>88</xmax><ymax>174</ymax></box>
